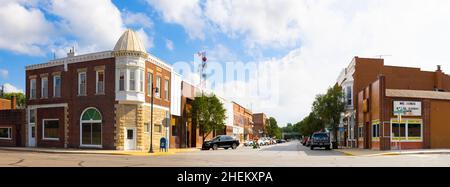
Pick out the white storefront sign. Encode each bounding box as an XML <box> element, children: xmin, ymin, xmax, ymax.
<box><xmin>393</xmin><ymin>101</ymin><xmax>421</xmax><ymax>116</ymax></box>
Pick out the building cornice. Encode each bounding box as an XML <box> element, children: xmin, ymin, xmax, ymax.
<box><xmin>26</xmin><ymin>51</ymin><xmax>113</xmax><ymax>71</ymax></box>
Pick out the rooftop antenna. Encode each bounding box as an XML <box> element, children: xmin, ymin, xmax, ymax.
<box><xmin>375</xmin><ymin>54</ymin><xmax>392</xmax><ymax>59</ymax></box>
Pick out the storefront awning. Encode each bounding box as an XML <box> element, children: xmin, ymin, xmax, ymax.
<box><xmin>386</xmin><ymin>89</ymin><xmax>450</xmax><ymax>100</ymax></box>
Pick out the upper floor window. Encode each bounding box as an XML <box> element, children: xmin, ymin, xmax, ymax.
<box><xmin>119</xmin><ymin>70</ymin><xmax>125</xmax><ymax>91</ymax></box>
<box><xmin>138</xmin><ymin>70</ymin><xmax>143</xmax><ymax>92</ymax></box>
<box><xmin>147</xmin><ymin>72</ymin><xmax>153</xmax><ymax>96</ymax></box>
<box><xmin>129</xmin><ymin>70</ymin><xmax>136</xmax><ymax>91</ymax></box>
<box><xmin>346</xmin><ymin>86</ymin><xmax>352</xmax><ymax>106</ymax></box>
<box><xmin>78</xmin><ymin>72</ymin><xmax>87</xmax><ymax>96</ymax></box>
<box><xmin>156</xmin><ymin>76</ymin><xmax>161</xmax><ymax>98</ymax></box>
<box><xmin>53</xmin><ymin>75</ymin><xmax>61</xmax><ymax>98</ymax></box>
<box><xmin>30</xmin><ymin>79</ymin><xmax>36</xmax><ymax>99</ymax></box>
<box><xmin>41</xmin><ymin>77</ymin><xmax>48</xmax><ymax>99</ymax></box>
<box><xmin>164</xmin><ymin>79</ymin><xmax>169</xmax><ymax>100</ymax></box>
<box><xmin>96</xmin><ymin>70</ymin><xmax>105</xmax><ymax>94</ymax></box>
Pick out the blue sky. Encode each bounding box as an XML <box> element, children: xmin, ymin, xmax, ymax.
<box><xmin>2</xmin><ymin>0</ymin><xmax>450</xmax><ymax>125</ymax></box>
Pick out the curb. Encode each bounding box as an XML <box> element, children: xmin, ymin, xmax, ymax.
<box><xmin>0</xmin><ymin>147</ymin><xmax>199</xmax><ymax>156</ymax></box>
<box><xmin>335</xmin><ymin>149</ymin><xmax>450</xmax><ymax>157</ymax></box>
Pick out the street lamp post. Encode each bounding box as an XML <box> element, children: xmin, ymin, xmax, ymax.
<box><xmin>149</xmin><ymin>83</ymin><xmax>159</xmax><ymax>153</ymax></box>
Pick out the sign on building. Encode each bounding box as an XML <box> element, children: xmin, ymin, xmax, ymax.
<box><xmin>393</xmin><ymin>101</ymin><xmax>421</xmax><ymax>116</ymax></box>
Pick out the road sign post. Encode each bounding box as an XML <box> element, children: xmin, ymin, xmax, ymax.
<box><xmin>394</xmin><ymin>109</ymin><xmax>404</xmax><ymax>151</ymax></box>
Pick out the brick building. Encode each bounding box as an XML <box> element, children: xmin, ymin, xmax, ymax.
<box><xmin>232</xmin><ymin>102</ymin><xmax>253</xmax><ymax>142</ymax></box>
<box><xmin>252</xmin><ymin>113</ymin><xmax>268</xmax><ymax>138</ymax></box>
<box><xmin>0</xmin><ymin>98</ymin><xmax>26</xmax><ymax>147</ymax></box>
<box><xmin>24</xmin><ymin>29</ymin><xmax>179</xmax><ymax>150</ymax></box>
<box><xmin>338</xmin><ymin>56</ymin><xmax>450</xmax><ymax>150</ymax></box>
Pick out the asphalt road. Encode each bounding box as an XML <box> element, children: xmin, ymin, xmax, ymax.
<box><xmin>1</xmin><ymin>141</ymin><xmax>450</xmax><ymax>167</ymax></box>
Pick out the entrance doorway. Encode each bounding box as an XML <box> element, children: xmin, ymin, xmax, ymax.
<box><xmin>124</xmin><ymin>128</ymin><xmax>136</xmax><ymax>150</ymax></box>
<box><xmin>28</xmin><ymin>109</ymin><xmax>36</xmax><ymax>147</ymax></box>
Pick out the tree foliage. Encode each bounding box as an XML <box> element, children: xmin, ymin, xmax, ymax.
<box><xmin>190</xmin><ymin>94</ymin><xmax>227</xmax><ymax>142</ymax></box>
<box><xmin>265</xmin><ymin>117</ymin><xmax>282</xmax><ymax>139</ymax></box>
<box><xmin>0</xmin><ymin>92</ymin><xmax>25</xmax><ymax>108</ymax></box>
<box><xmin>295</xmin><ymin>85</ymin><xmax>345</xmax><ymax>141</ymax></box>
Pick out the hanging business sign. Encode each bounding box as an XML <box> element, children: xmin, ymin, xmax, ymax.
<box><xmin>393</xmin><ymin>101</ymin><xmax>421</xmax><ymax>116</ymax></box>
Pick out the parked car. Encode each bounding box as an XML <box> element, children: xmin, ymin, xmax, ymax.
<box><xmin>257</xmin><ymin>138</ymin><xmax>266</xmax><ymax>146</ymax></box>
<box><xmin>244</xmin><ymin>140</ymin><xmax>254</xmax><ymax>147</ymax></box>
<box><xmin>302</xmin><ymin>136</ymin><xmax>310</xmax><ymax>146</ymax></box>
<box><xmin>305</xmin><ymin>137</ymin><xmax>312</xmax><ymax>147</ymax></box>
<box><xmin>277</xmin><ymin>139</ymin><xmax>286</xmax><ymax>143</ymax></box>
<box><xmin>271</xmin><ymin>139</ymin><xmax>277</xmax><ymax>145</ymax></box>
<box><xmin>202</xmin><ymin>135</ymin><xmax>240</xmax><ymax>150</ymax></box>
<box><xmin>310</xmin><ymin>132</ymin><xmax>331</xmax><ymax>150</ymax></box>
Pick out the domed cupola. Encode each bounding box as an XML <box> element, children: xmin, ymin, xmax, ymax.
<box><xmin>113</xmin><ymin>29</ymin><xmax>148</xmax><ymax>103</ymax></box>
<box><xmin>113</xmin><ymin>29</ymin><xmax>148</xmax><ymax>58</ymax></box>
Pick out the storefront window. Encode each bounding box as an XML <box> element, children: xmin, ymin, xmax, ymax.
<box><xmin>391</xmin><ymin>123</ymin><xmax>406</xmax><ymax>138</ymax></box>
<box><xmin>81</xmin><ymin>108</ymin><xmax>102</xmax><ymax>146</ymax></box>
<box><xmin>408</xmin><ymin>123</ymin><xmax>422</xmax><ymax>139</ymax></box>
<box><xmin>391</xmin><ymin>120</ymin><xmax>422</xmax><ymax>141</ymax></box>
<box><xmin>372</xmin><ymin>124</ymin><xmax>380</xmax><ymax>138</ymax></box>
<box><xmin>43</xmin><ymin>120</ymin><xmax>59</xmax><ymax>140</ymax></box>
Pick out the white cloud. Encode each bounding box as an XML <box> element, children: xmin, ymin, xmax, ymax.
<box><xmin>0</xmin><ymin>0</ymin><xmax>155</xmax><ymax>56</ymax></box>
<box><xmin>48</xmin><ymin>0</ymin><xmax>126</xmax><ymax>52</ymax></box>
<box><xmin>136</xmin><ymin>28</ymin><xmax>153</xmax><ymax>51</ymax></box>
<box><xmin>0</xmin><ymin>1</ymin><xmax>54</xmax><ymax>55</ymax></box>
<box><xmin>146</xmin><ymin>0</ymin><xmax>206</xmax><ymax>39</ymax></box>
<box><xmin>165</xmin><ymin>39</ymin><xmax>174</xmax><ymax>51</ymax></box>
<box><xmin>2</xmin><ymin>83</ymin><xmax>23</xmax><ymax>93</ymax></box>
<box><xmin>123</xmin><ymin>10</ymin><xmax>154</xmax><ymax>29</ymax></box>
<box><xmin>0</xmin><ymin>69</ymin><xmax>8</xmax><ymax>79</ymax></box>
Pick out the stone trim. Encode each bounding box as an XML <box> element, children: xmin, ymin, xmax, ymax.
<box><xmin>28</xmin><ymin>75</ymin><xmax>37</xmax><ymax>79</ymax></box>
<box><xmin>94</xmin><ymin>65</ymin><xmax>106</xmax><ymax>71</ymax></box>
<box><xmin>77</xmin><ymin>68</ymin><xmax>87</xmax><ymax>72</ymax></box>
<box><xmin>64</xmin><ymin>106</ymin><xmax>69</xmax><ymax>148</ymax></box>
<box><xmin>40</xmin><ymin>73</ymin><xmax>49</xmax><ymax>77</ymax></box>
<box><xmin>52</xmin><ymin>71</ymin><xmax>61</xmax><ymax>76</ymax></box>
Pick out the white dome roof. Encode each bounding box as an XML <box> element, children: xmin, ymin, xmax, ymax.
<box><xmin>113</xmin><ymin>29</ymin><xmax>146</xmax><ymax>53</ymax></box>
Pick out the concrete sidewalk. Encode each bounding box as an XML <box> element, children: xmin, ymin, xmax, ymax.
<box><xmin>0</xmin><ymin>147</ymin><xmax>200</xmax><ymax>156</ymax></box>
<box><xmin>336</xmin><ymin>148</ymin><xmax>450</xmax><ymax>157</ymax></box>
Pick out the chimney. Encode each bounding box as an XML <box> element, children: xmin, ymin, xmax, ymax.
<box><xmin>10</xmin><ymin>96</ymin><xmax>16</xmax><ymax>110</ymax></box>
<box><xmin>67</xmin><ymin>47</ymin><xmax>75</xmax><ymax>57</ymax></box>
<box><xmin>435</xmin><ymin>65</ymin><xmax>444</xmax><ymax>91</ymax></box>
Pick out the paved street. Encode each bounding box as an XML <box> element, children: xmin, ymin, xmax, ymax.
<box><xmin>1</xmin><ymin>141</ymin><xmax>450</xmax><ymax>167</ymax></box>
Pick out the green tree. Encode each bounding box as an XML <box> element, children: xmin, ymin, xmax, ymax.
<box><xmin>190</xmin><ymin>94</ymin><xmax>227</xmax><ymax>143</ymax></box>
<box><xmin>265</xmin><ymin>117</ymin><xmax>282</xmax><ymax>139</ymax></box>
<box><xmin>312</xmin><ymin>85</ymin><xmax>345</xmax><ymax>147</ymax></box>
<box><xmin>298</xmin><ymin>112</ymin><xmax>324</xmax><ymax>137</ymax></box>
<box><xmin>1</xmin><ymin>92</ymin><xmax>25</xmax><ymax>108</ymax></box>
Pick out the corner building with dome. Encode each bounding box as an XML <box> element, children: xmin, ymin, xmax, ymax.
<box><xmin>24</xmin><ymin>29</ymin><xmax>181</xmax><ymax>150</ymax></box>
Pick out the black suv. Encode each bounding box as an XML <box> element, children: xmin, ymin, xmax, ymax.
<box><xmin>310</xmin><ymin>132</ymin><xmax>331</xmax><ymax>150</ymax></box>
<box><xmin>202</xmin><ymin>135</ymin><xmax>240</xmax><ymax>150</ymax></box>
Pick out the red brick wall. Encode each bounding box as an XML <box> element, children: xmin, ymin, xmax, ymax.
<box><xmin>26</xmin><ymin>58</ymin><xmax>117</xmax><ymax>149</ymax></box>
<box><xmin>36</xmin><ymin>107</ymin><xmax>65</xmax><ymax>148</ymax></box>
<box><xmin>0</xmin><ymin>109</ymin><xmax>25</xmax><ymax>147</ymax></box>
<box><xmin>145</xmin><ymin>61</ymin><xmax>171</xmax><ymax>108</ymax></box>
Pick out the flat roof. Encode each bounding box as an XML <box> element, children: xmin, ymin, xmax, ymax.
<box><xmin>386</xmin><ymin>89</ymin><xmax>450</xmax><ymax>100</ymax></box>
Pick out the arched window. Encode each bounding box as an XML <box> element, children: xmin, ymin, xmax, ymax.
<box><xmin>80</xmin><ymin>108</ymin><xmax>102</xmax><ymax>147</ymax></box>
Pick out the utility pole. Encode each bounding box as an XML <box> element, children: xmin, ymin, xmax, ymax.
<box><xmin>197</xmin><ymin>50</ymin><xmax>210</xmax><ymax>137</ymax></box>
